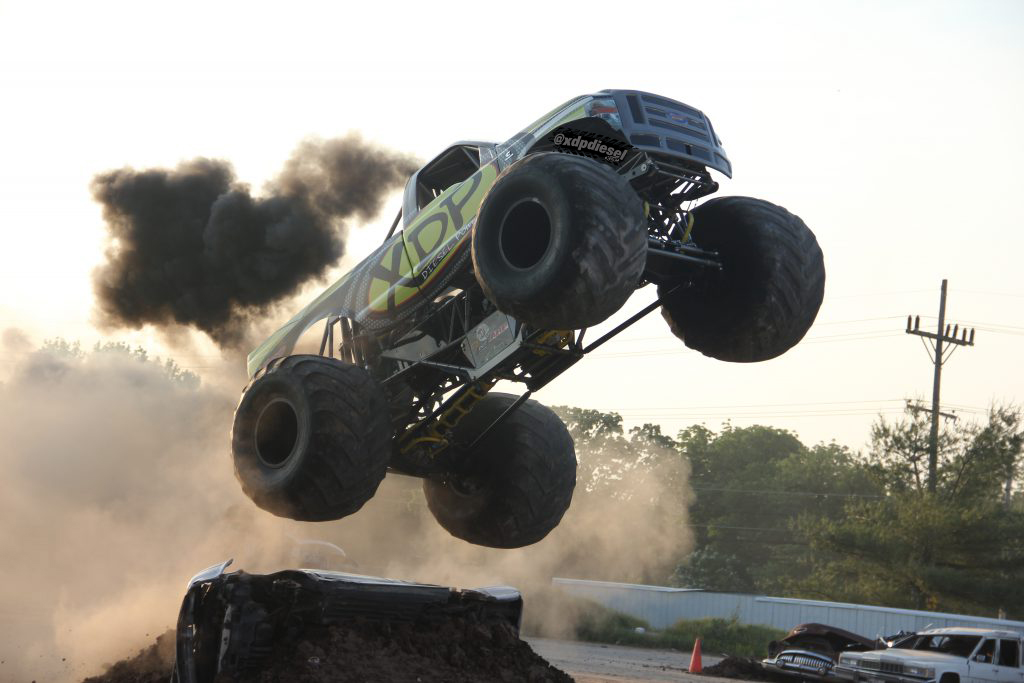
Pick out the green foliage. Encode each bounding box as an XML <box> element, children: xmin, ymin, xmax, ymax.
<box><xmin>572</xmin><ymin>599</ymin><xmax>783</xmax><ymax>657</ymax></box>
<box><xmin>559</xmin><ymin>401</ymin><xmax>1023</xmax><ymax>620</ymax></box>
<box><xmin>868</xmin><ymin>405</ymin><xmax>1023</xmax><ymax>503</ymax></box>
<box><xmin>798</xmin><ymin>405</ymin><xmax>1024</xmax><ymax>618</ymax></box>
<box><xmin>676</xmin><ymin>423</ymin><xmax>881</xmax><ymax>594</ymax></box>
<box><xmin>33</xmin><ymin>338</ymin><xmax>201</xmax><ymax>389</ymax></box>
<box><xmin>553</xmin><ymin>405</ymin><xmax>687</xmax><ymax>501</ymax></box>
<box><xmin>40</xmin><ymin>337</ymin><xmax>84</xmax><ymax>359</ymax></box>
<box><xmin>670</xmin><ymin>548</ymin><xmax>753</xmax><ymax>592</ymax></box>
<box><xmin>663</xmin><ymin>618</ymin><xmax>784</xmax><ymax>657</ymax></box>
<box><xmin>573</xmin><ymin>599</ymin><xmax>650</xmax><ymax>641</ymax></box>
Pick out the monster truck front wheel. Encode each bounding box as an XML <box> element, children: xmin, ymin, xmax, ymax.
<box><xmin>471</xmin><ymin>152</ymin><xmax>646</xmax><ymax>330</ymax></box>
<box><xmin>659</xmin><ymin>196</ymin><xmax>825</xmax><ymax>362</ymax></box>
<box><xmin>423</xmin><ymin>392</ymin><xmax>576</xmax><ymax>548</ymax></box>
<box><xmin>231</xmin><ymin>355</ymin><xmax>392</xmax><ymax>521</ymax></box>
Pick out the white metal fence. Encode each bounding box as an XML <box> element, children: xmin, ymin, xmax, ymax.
<box><xmin>553</xmin><ymin>578</ymin><xmax>1024</xmax><ymax>638</ymax></box>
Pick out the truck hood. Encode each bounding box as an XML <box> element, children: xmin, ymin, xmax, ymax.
<box><xmin>861</xmin><ymin>649</ymin><xmax>964</xmax><ymax>665</ymax></box>
<box><xmin>781</xmin><ymin>623</ymin><xmax>878</xmax><ymax>653</ymax></box>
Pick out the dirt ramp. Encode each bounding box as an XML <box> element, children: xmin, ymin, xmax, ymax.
<box><xmin>82</xmin><ymin>630</ymin><xmax>175</xmax><ymax>683</ymax></box>
<box><xmin>220</xmin><ymin>614</ymin><xmax>572</xmax><ymax>683</ymax></box>
<box><xmin>81</xmin><ymin>616</ymin><xmax>570</xmax><ymax>683</ymax></box>
<box><xmin>83</xmin><ymin>566</ymin><xmax>572</xmax><ymax>683</ymax></box>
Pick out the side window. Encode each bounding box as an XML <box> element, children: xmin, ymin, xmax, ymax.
<box><xmin>999</xmin><ymin>640</ymin><xmax>1020</xmax><ymax>668</ymax></box>
<box><xmin>416</xmin><ymin>146</ymin><xmax>481</xmax><ymax>210</ymax></box>
<box><xmin>976</xmin><ymin>639</ymin><xmax>996</xmax><ymax>664</ymax></box>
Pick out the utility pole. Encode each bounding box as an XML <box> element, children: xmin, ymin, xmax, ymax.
<box><xmin>905</xmin><ymin>279</ymin><xmax>976</xmax><ymax>492</ymax></box>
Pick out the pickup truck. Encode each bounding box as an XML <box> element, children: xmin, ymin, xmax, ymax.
<box><xmin>836</xmin><ymin>628</ymin><xmax>1024</xmax><ymax>683</ymax></box>
<box><xmin>230</xmin><ymin>90</ymin><xmax>826</xmax><ymax>549</ymax></box>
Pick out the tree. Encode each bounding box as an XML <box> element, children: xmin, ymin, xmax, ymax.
<box><xmin>553</xmin><ymin>406</ymin><xmax>691</xmax><ymax>584</ymax></box>
<box><xmin>555</xmin><ymin>406</ymin><xmax>686</xmax><ymax>501</ymax></box>
<box><xmin>868</xmin><ymin>405</ymin><xmax>1023</xmax><ymax>504</ymax></box>
<box><xmin>674</xmin><ymin>424</ymin><xmax>879</xmax><ymax>593</ymax></box>
<box><xmin>797</xmin><ymin>405</ymin><xmax>1024</xmax><ymax>617</ymax></box>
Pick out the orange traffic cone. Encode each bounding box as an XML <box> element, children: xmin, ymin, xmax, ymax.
<box><xmin>689</xmin><ymin>637</ymin><xmax>703</xmax><ymax>673</ymax></box>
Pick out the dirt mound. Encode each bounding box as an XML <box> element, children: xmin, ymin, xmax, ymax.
<box><xmin>82</xmin><ymin>615</ymin><xmax>571</xmax><ymax>683</ymax></box>
<box><xmin>82</xmin><ymin>630</ymin><xmax>175</xmax><ymax>683</ymax></box>
<box><xmin>221</xmin><ymin>614</ymin><xmax>572</xmax><ymax>683</ymax></box>
<box><xmin>701</xmin><ymin>655</ymin><xmax>775</xmax><ymax>681</ymax></box>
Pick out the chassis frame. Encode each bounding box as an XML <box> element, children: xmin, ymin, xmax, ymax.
<box><xmin>320</xmin><ymin>237</ymin><xmax>719</xmax><ymax>480</ymax></box>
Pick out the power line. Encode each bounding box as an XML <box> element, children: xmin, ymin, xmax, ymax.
<box><xmin>610</xmin><ymin>398</ymin><xmax>905</xmax><ymax>410</ymax></box>
<box><xmin>955</xmin><ymin>289</ymin><xmax>1024</xmax><ymax>300</ymax></box>
<box><xmin>691</xmin><ymin>486</ymin><xmax>882</xmax><ymax>499</ymax></box>
<box><xmin>685</xmin><ymin>523</ymin><xmax>792</xmax><ymax>532</ymax></box>
<box><xmin>590</xmin><ymin>332</ymin><xmax>904</xmax><ymax>359</ymax></box>
<box><xmin>824</xmin><ymin>289</ymin><xmax>935</xmax><ymax>300</ymax></box>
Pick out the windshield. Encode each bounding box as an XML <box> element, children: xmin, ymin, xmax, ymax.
<box><xmin>902</xmin><ymin>635</ymin><xmax>982</xmax><ymax>658</ymax></box>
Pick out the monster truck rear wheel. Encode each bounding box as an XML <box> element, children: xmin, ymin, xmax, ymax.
<box><xmin>472</xmin><ymin>152</ymin><xmax>646</xmax><ymax>330</ymax></box>
<box><xmin>423</xmin><ymin>392</ymin><xmax>576</xmax><ymax>548</ymax></box>
<box><xmin>231</xmin><ymin>355</ymin><xmax>392</xmax><ymax>521</ymax></box>
<box><xmin>659</xmin><ymin>196</ymin><xmax>825</xmax><ymax>362</ymax></box>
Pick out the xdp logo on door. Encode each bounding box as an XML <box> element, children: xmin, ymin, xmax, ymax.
<box><xmin>367</xmin><ymin>163</ymin><xmax>498</xmax><ymax>314</ymax></box>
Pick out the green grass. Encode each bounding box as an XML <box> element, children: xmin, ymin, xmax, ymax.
<box><xmin>571</xmin><ymin>600</ymin><xmax>785</xmax><ymax>657</ymax></box>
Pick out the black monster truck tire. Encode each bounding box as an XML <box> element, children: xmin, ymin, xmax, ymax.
<box><xmin>231</xmin><ymin>355</ymin><xmax>392</xmax><ymax>522</ymax></box>
<box><xmin>423</xmin><ymin>392</ymin><xmax>576</xmax><ymax>548</ymax></box>
<box><xmin>659</xmin><ymin>196</ymin><xmax>825</xmax><ymax>362</ymax></box>
<box><xmin>472</xmin><ymin>152</ymin><xmax>646</xmax><ymax>330</ymax></box>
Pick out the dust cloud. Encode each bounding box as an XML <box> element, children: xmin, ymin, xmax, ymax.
<box><xmin>0</xmin><ymin>342</ymin><xmax>302</xmax><ymax>682</ymax></box>
<box><xmin>0</xmin><ymin>342</ymin><xmax>692</xmax><ymax>681</ymax></box>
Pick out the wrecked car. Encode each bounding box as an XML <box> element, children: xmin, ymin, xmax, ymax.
<box><xmin>764</xmin><ymin>623</ymin><xmax>885</xmax><ymax>680</ymax></box>
<box><xmin>836</xmin><ymin>628</ymin><xmax>1024</xmax><ymax>683</ymax></box>
<box><xmin>230</xmin><ymin>89</ymin><xmax>826</xmax><ymax>549</ymax></box>
<box><xmin>171</xmin><ymin>560</ymin><xmax>523</xmax><ymax>683</ymax></box>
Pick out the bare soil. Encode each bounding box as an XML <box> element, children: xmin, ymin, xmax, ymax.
<box><xmin>82</xmin><ymin>615</ymin><xmax>572</xmax><ymax>683</ymax></box>
<box><xmin>82</xmin><ymin>630</ymin><xmax>175</xmax><ymax>683</ymax></box>
<box><xmin>700</xmin><ymin>656</ymin><xmax>777</xmax><ymax>681</ymax></box>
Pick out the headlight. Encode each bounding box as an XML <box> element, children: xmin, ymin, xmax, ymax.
<box><xmin>905</xmin><ymin>665</ymin><xmax>935</xmax><ymax>678</ymax></box>
<box><xmin>839</xmin><ymin>655</ymin><xmax>858</xmax><ymax>666</ymax></box>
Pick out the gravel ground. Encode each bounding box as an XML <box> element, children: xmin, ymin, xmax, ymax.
<box><xmin>79</xmin><ymin>627</ymin><xmax>753</xmax><ymax>683</ymax></box>
<box><xmin>525</xmin><ymin>638</ymin><xmax>739</xmax><ymax>683</ymax></box>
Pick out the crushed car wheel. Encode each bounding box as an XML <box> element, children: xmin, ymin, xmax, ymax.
<box><xmin>471</xmin><ymin>152</ymin><xmax>646</xmax><ymax>330</ymax></box>
<box><xmin>659</xmin><ymin>196</ymin><xmax>825</xmax><ymax>362</ymax></box>
<box><xmin>424</xmin><ymin>392</ymin><xmax>576</xmax><ymax>548</ymax></box>
<box><xmin>231</xmin><ymin>355</ymin><xmax>392</xmax><ymax>521</ymax></box>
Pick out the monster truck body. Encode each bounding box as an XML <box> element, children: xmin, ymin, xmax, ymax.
<box><xmin>232</xmin><ymin>90</ymin><xmax>825</xmax><ymax>548</ymax></box>
<box><xmin>247</xmin><ymin>90</ymin><xmax>729</xmax><ymax>376</ymax></box>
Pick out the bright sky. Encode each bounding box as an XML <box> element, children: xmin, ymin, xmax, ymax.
<box><xmin>1</xmin><ymin>0</ymin><xmax>1021</xmax><ymax>451</ymax></box>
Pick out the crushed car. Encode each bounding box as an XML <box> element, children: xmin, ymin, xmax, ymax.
<box><xmin>836</xmin><ymin>627</ymin><xmax>1024</xmax><ymax>683</ymax></box>
<box><xmin>230</xmin><ymin>89</ymin><xmax>826</xmax><ymax>549</ymax></box>
<box><xmin>171</xmin><ymin>560</ymin><xmax>523</xmax><ymax>683</ymax></box>
<box><xmin>764</xmin><ymin>623</ymin><xmax>890</xmax><ymax>681</ymax></box>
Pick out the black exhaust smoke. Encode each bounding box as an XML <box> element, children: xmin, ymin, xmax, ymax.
<box><xmin>92</xmin><ymin>135</ymin><xmax>418</xmax><ymax>348</ymax></box>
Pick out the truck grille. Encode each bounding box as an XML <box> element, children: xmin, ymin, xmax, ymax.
<box><xmin>862</xmin><ymin>660</ymin><xmax>904</xmax><ymax>674</ymax></box>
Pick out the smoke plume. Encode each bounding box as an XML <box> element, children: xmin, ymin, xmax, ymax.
<box><xmin>91</xmin><ymin>135</ymin><xmax>418</xmax><ymax>348</ymax></box>
<box><xmin>0</xmin><ymin>342</ymin><xmax>691</xmax><ymax>682</ymax></box>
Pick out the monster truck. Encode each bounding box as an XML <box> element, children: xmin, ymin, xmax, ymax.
<box><xmin>231</xmin><ymin>89</ymin><xmax>826</xmax><ymax>548</ymax></box>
